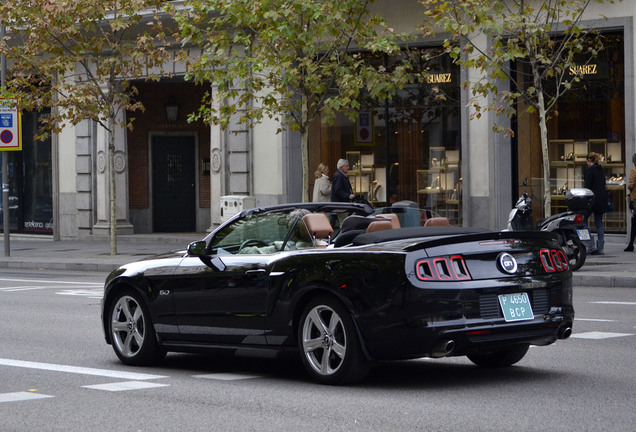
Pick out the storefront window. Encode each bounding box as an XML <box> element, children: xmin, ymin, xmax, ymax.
<box><xmin>0</xmin><ymin>110</ymin><xmax>53</xmax><ymax>234</ymax></box>
<box><xmin>0</xmin><ymin>154</ymin><xmax>19</xmax><ymax>231</ymax></box>
<box><xmin>310</xmin><ymin>47</ymin><xmax>462</xmax><ymax>224</ymax></box>
<box><xmin>22</xmin><ymin>111</ymin><xmax>53</xmax><ymax>233</ymax></box>
<box><xmin>515</xmin><ymin>32</ymin><xmax>625</xmax><ymax>232</ymax></box>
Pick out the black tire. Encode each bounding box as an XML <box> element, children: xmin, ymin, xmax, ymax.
<box><xmin>298</xmin><ymin>296</ymin><xmax>370</xmax><ymax>385</ymax></box>
<box><xmin>565</xmin><ymin>233</ymin><xmax>586</xmax><ymax>271</ymax></box>
<box><xmin>466</xmin><ymin>344</ymin><xmax>529</xmax><ymax>368</ymax></box>
<box><xmin>108</xmin><ymin>289</ymin><xmax>166</xmax><ymax>366</ymax></box>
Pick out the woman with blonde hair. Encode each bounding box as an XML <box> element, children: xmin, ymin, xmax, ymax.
<box><xmin>312</xmin><ymin>163</ymin><xmax>332</xmax><ymax>202</ymax></box>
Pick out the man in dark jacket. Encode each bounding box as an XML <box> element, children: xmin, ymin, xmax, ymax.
<box><xmin>584</xmin><ymin>152</ymin><xmax>607</xmax><ymax>255</ymax></box>
<box><xmin>331</xmin><ymin>159</ymin><xmax>355</xmax><ymax>202</ymax></box>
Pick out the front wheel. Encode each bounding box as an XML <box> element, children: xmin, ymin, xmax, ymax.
<box><xmin>298</xmin><ymin>296</ymin><xmax>370</xmax><ymax>385</ymax></box>
<box><xmin>564</xmin><ymin>232</ymin><xmax>586</xmax><ymax>271</ymax></box>
<box><xmin>467</xmin><ymin>344</ymin><xmax>529</xmax><ymax>368</ymax></box>
<box><xmin>108</xmin><ymin>289</ymin><xmax>165</xmax><ymax>366</ymax></box>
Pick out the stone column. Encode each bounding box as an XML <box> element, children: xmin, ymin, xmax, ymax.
<box><xmin>209</xmin><ymin>85</ymin><xmax>224</xmax><ymax>228</ymax></box>
<box><xmin>92</xmin><ymin>112</ymin><xmax>134</xmax><ymax>235</ymax></box>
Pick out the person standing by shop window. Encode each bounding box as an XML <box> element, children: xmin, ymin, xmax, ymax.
<box><xmin>312</xmin><ymin>163</ymin><xmax>332</xmax><ymax>202</ymax></box>
<box><xmin>624</xmin><ymin>153</ymin><xmax>636</xmax><ymax>252</ymax></box>
<box><xmin>331</xmin><ymin>159</ymin><xmax>355</xmax><ymax>202</ymax></box>
<box><xmin>584</xmin><ymin>152</ymin><xmax>607</xmax><ymax>255</ymax></box>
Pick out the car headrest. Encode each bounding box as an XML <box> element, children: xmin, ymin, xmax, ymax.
<box><xmin>366</xmin><ymin>220</ymin><xmax>393</xmax><ymax>233</ymax></box>
<box><xmin>424</xmin><ymin>217</ymin><xmax>450</xmax><ymax>227</ymax></box>
<box><xmin>340</xmin><ymin>215</ymin><xmax>374</xmax><ymax>232</ymax></box>
<box><xmin>303</xmin><ymin>213</ymin><xmax>334</xmax><ymax>239</ymax></box>
<box><xmin>377</xmin><ymin>213</ymin><xmax>401</xmax><ymax>229</ymax></box>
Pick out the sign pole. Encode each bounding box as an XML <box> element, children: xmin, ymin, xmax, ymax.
<box><xmin>1</xmin><ymin>19</ymin><xmax>10</xmax><ymax>256</ymax></box>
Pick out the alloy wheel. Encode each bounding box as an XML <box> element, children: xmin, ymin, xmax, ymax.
<box><xmin>301</xmin><ymin>304</ymin><xmax>347</xmax><ymax>376</ymax></box>
<box><xmin>110</xmin><ymin>295</ymin><xmax>146</xmax><ymax>359</ymax></box>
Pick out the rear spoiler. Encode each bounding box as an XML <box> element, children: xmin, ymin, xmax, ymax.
<box><xmin>352</xmin><ymin>226</ymin><xmax>558</xmax><ymax>251</ymax></box>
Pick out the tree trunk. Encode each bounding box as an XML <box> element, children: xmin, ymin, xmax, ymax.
<box><xmin>109</xmin><ymin>117</ymin><xmax>118</xmax><ymax>255</ymax></box>
<box><xmin>301</xmin><ymin>94</ymin><xmax>309</xmax><ymax>202</ymax></box>
<box><xmin>536</xmin><ymin>90</ymin><xmax>551</xmax><ymax>218</ymax></box>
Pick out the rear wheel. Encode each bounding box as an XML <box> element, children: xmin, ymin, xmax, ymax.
<box><xmin>108</xmin><ymin>289</ymin><xmax>165</xmax><ymax>366</ymax></box>
<box><xmin>565</xmin><ymin>232</ymin><xmax>586</xmax><ymax>271</ymax></box>
<box><xmin>298</xmin><ymin>296</ymin><xmax>370</xmax><ymax>385</ymax></box>
<box><xmin>467</xmin><ymin>344</ymin><xmax>529</xmax><ymax>368</ymax></box>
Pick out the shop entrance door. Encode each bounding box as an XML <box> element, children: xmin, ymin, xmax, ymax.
<box><xmin>152</xmin><ymin>136</ymin><xmax>196</xmax><ymax>232</ymax></box>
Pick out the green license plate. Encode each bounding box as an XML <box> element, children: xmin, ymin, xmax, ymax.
<box><xmin>498</xmin><ymin>292</ymin><xmax>534</xmax><ymax>322</ymax></box>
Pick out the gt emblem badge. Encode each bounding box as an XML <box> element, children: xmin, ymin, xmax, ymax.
<box><xmin>498</xmin><ymin>253</ymin><xmax>518</xmax><ymax>274</ymax></box>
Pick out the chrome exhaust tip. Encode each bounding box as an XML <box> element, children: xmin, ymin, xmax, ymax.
<box><xmin>559</xmin><ymin>326</ymin><xmax>572</xmax><ymax>339</ymax></box>
<box><xmin>431</xmin><ymin>340</ymin><xmax>456</xmax><ymax>358</ymax></box>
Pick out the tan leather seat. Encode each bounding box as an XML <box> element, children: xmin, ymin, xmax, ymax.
<box><xmin>366</xmin><ymin>220</ymin><xmax>393</xmax><ymax>233</ymax></box>
<box><xmin>424</xmin><ymin>217</ymin><xmax>450</xmax><ymax>227</ymax></box>
<box><xmin>377</xmin><ymin>213</ymin><xmax>401</xmax><ymax>229</ymax></box>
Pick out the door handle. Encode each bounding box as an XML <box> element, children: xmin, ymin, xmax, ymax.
<box><xmin>245</xmin><ymin>269</ymin><xmax>267</xmax><ymax>279</ymax></box>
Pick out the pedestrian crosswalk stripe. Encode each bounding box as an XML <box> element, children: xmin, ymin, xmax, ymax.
<box><xmin>56</xmin><ymin>288</ymin><xmax>103</xmax><ymax>298</ymax></box>
<box><xmin>0</xmin><ymin>277</ymin><xmax>102</xmax><ymax>285</ymax></box>
<box><xmin>0</xmin><ymin>392</ymin><xmax>54</xmax><ymax>403</ymax></box>
<box><xmin>82</xmin><ymin>381</ymin><xmax>170</xmax><ymax>392</ymax></box>
<box><xmin>570</xmin><ymin>331</ymin><xmax>634</xmax><ymax>339</ymax></box>
<box><xmin>590</xmin><ymin>301</ymin><xmax>636</xmax><ymax>306</ymax></box>
<box><xmin>193</xmin><ymin>372</ymin><xmax>265</xmax><ymax>381</ymax></box>
<box><xmin>0</xmin><ymin>358</ymin><xmax>167</xmax><ymax>380</ymax></box>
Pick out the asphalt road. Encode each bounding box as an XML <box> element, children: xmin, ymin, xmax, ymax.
<box><xmin>0</xmin><ymin>269</ymin><xmax>634</xmax><ymax>431</ymax></box>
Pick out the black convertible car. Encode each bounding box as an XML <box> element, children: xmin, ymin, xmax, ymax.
<box><xmin>101</xmin><ymin>202</ymin><xmax>574</xmax><ymax>384</ymax></box>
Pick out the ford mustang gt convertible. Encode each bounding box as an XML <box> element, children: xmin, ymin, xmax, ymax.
<box><xmin>101</xmin><ymin>202</ymin><xmax>574</xmax><ymax>385</ymax></box>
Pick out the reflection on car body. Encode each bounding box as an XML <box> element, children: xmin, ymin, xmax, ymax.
<box><xmin>101</xmin><ymin>202</ymin><xmax>574</xmax><ymax>385</ymax></box>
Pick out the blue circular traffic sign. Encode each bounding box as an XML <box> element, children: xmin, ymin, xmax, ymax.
<box><xmin>1</xmin><ymin>130</ymin><xmax>13</xmax><ymax>144</ymax></box>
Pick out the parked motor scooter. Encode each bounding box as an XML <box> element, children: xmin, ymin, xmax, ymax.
<box><xmin>507</xmin><ymin>181</ymin><xmax>592</xmax><ymax>271</ymax></box>
<box><xmin>563</xmin><ymin>187</ymin><xmax>597</xmax><ymax>256</ymax></box>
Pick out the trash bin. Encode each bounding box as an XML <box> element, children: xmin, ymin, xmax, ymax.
<box><xmin>220</xmin><ymin>195</ymin><xmax>256</xmax><ymax>222</ymax></box>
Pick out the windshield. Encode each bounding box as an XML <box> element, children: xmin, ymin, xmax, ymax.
<box><xmin>208</xmin><ymin>207</ymin><xmax>362</xmax><ymax>255</ymax></box>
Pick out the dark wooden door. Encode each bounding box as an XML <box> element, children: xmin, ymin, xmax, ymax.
<box><xmin>152</xmin><ymin>136</ymin><xmax>196</xmax><ymax>232</ymax></box>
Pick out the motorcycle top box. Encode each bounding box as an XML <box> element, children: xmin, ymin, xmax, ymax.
<box><xmin>565</xmin><ymin>188</ymin><xmax>595</xmax><ymax>211</ymax></box>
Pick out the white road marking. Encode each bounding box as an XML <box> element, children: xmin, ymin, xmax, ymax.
<box><xmin>0</xmin><ymin>276</ymin><xmax>103</xmax><ymax>297</ymax></box>
<box><xmin>0</xmin><ymin>276</ymin><xmax>102</xmax><ymax>296</ymax></box>
<box><xmin>56</xmin><ymin>289</ymin><xmax>103</xmax><ymax>299</ymax></box>
<box><xmin>575</xmin><ymin>318</ymin><xmax>616</xmax><ymax>322</ymax></box>
<box><xmin>590</xmin><ymin>301</ymin><xmax>636</xmax><ymax>306</ymax></box>
<box><xmin>0</xmin><ymin>358</ymin><xmax>167</xmax><ymax>381</ymax></box>
<box><xmin>570</xmin><ymin>331</ymin><xmax>634</xmax><ymax>340</ymax></box>
<box><xmin>82</xmin><ymin>381</ymin><xmax>170</xmax><ymax>392</ymax></box>
<box><xmin>193</xmin><ymin>372</ymin><xmax>265</xmax><ymax>381</ymax></box>
<box><xmin>0</xmin><ymin>277</ymin><xmax>102</xmax><ymax>285</ymax></box>
<box><xmin>0</xmin><ymin>392</ymin><xmax>54</xmax><ymax>403</ymax></box>
<box><xmin>0</xmin><ymin>286</ymin><xmax>52</xmax><ymax>292</ymax></box>
<box><xmin>0</xmin><ymin>285</ymin><xmax>100</xmax><ymax>293</ymax></box>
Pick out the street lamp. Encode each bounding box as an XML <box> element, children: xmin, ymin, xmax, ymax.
<box><xmin>165</xmin><ymin>103</ymin><xmax>178</xmax><ymax>122</ymax></box>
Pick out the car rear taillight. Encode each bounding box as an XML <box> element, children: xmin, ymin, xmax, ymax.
<box><xmin>416</xmin><ymin>256</ymin><xmax>471</xmax><ymax>281</ymax></box>
<box><xmin>540</xmin><ymin>249</ymin><xmax>569</xmax><ymax>272</ymax></box>
<box><xmin>557</xmin><ymin>250</ymin><xmax>569</xmax><ymax>269</ymax></box>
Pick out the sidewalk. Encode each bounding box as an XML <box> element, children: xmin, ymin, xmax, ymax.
<box><xmin>0</xmin><ymin>233</ymin><xmax>202</xmax><ymax>274</ymax></box>
<box><xmin>570</xmin><ymin>234</ymin><xmax>635</xmax><ymax>288</ymax></box>
<box><xmin>0</xmin><ymin>232</ymin><xmax>633</xmax><ymax>287</ymax></box>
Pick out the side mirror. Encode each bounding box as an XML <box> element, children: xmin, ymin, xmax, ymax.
<box><xmin>188</xmin><ymin>240</ymin><xmax>226</xmax><ymax>271</ymax></box>
<box><xmin>187</xmin><ymin>240</ymin><xmax>207</xmax><ymax>256</ymax></box>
